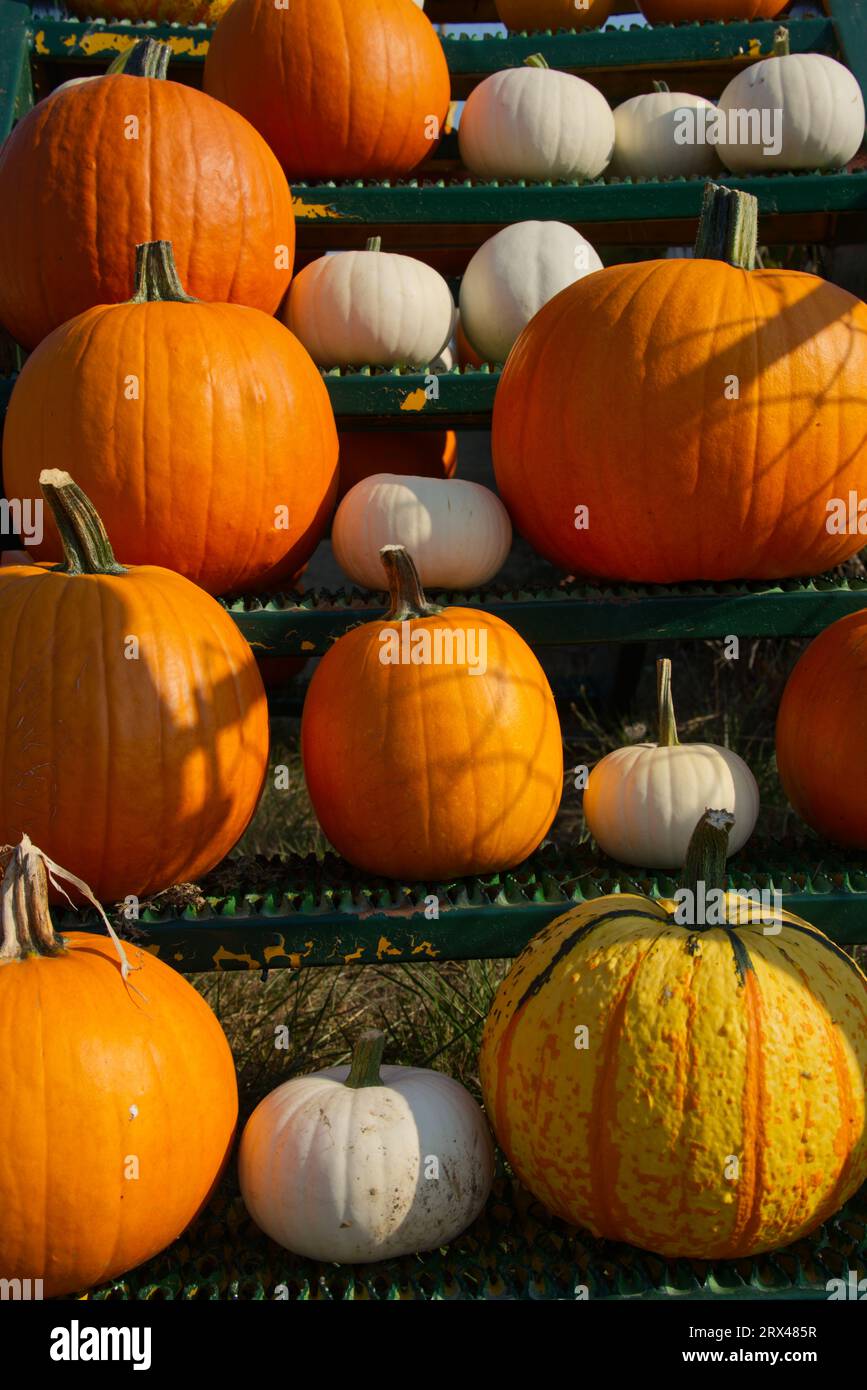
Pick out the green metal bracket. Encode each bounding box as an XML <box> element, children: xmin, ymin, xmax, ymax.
<box><xmin>826</xmin><ymin>0</ymin><xmax>867</xmax><ymax>108</ymax></box>
<box><xmin>227</xmin><ymin>577</ymin><xmax>867</xmax><ymax>658</ymax></box>
<box><xmin>0</xmin><ymin>0</ymin><xmax>33</xmax><ymax>141</ymax></box>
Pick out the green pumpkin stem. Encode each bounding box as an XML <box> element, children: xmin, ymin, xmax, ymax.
<box><xmin>524</xmin><ymin>53</ymin><xmax>549</xmax><ymax>69</ymax></box>
<box><xmin>652</xmin><ymin>80</ymin><xmax>670</xmax><ymax>93</ymax></box>
<box><xmin>130</xmin><ymin>241</ymin><xmax>198</xmax><ymax>305</ymax></box>
<box><xmin>693</xmin><ymin>182</ymin><xmax>758</xmax><ymax>271</ymax></box>
<box><xmin>0</xmin><ymin>837</ymin><xmax>65</xmax><ymax>963</ymax></box>
<box><xmin>344</xmin><ymin>1030</ymin><xmax>386</xmax><ymax>1089</ymax></box>
<box><xmin>39</xmin><ymin>470</ymin><xmax>127</xmax><ymax>577</ymax></box>
<box><xmin>772</xmin><ymin>26</ymin><xmax>790</xmax><ymax>58</ymax></box>
<box><xmin>381</xmin><ymin>545</ymin><xmax>443</xmax><ymax>621</ymax></box>
<box><xmin>656</xmin><ymin>658</ymin><xmax>679</xmax><ymax>748</ymax></box>
<box><xmin>681</xmin><ymin>810</ymin><xmax>735</xmax><ymax>900</ymax></box>
<box><xmin>365</xmin><ymin>236</ymin><xmax>382</xmax><ymax>253</ymax></box>
<box><xmin>107</xmin><ymin>37</ymin><xmax>171</xmax><ymax>80</ymax></box>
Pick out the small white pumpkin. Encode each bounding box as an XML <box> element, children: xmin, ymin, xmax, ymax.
<box><xmin>717</xmin><ymin>30</ymin><xmax>865</xmax><ymax>174</ymax></box>
<box><xmin>238</xmin><ymin>1031</ymin><xmax>495</xmax><ymax>1264</ymax></box>
<box><xmin>458</xmin><ymin>54</ymin><xmax>615</xmax><ymax>183</ymax></box>
<box><xmin>459</xmin><ymin>221</ymin><xmax>602</xmax><ymax>364</ymax></box>
<box><xmin>284</xmin><ymin>238</ymin><xmax>455</xmax><ymax>368</ymax></box>
<box><xmin>612</xmin><ymin>83</ymin><xmax>722</xmax><ymax>180</ymax></box>
<box><xmin>333</xmin><ymin>473</ymin><xmax>512</xmax><ymax>590</ymax></box>
<box><xmin>583</xmin><ymin>659</ymin><xmax>759</xmax><ymax>870</ymax></box>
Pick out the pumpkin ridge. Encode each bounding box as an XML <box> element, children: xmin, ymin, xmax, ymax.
<box><xmin>513</xmin><ymin>904</ymin><xmax>665</xmax><ymax>1016</ymax></box>
<box><xmin>724</xmin><ymin>968</ymin><xmax>769</xmax><ymax>1258</ymax></box>
<box><xmin>588</xmin><ymin>953</ymin><xmax>645</xmax><ymax>1238</ymax></box>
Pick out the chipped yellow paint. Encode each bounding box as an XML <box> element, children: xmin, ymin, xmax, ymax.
<box><xmin>748</xmin><ymin>37</ymin><xmax>762</xmax><ymax>57</ymax></box>
<box><xmin>300</xmin><ymin>640</ymin><xmax>316</xmax><ymax>652</ymax></box>
<box><xmin>143</xmin><ymin>943</ymin><xmax>161</xmax><ymax>957</ymax></box>
<box><xmin>34</xmin><ymin>30</ymin><xmax>49</xmax><ymax>55</ymax></box>
<box><xmin>213</xmin><ymin>944</ymin><xmax>260</xmax><ymax>970</ymax></box>
<box><xmin>410</xmin><ymin>941</ymin><xmax>440</xmax><ymax>959</ymax></box>
<box><xmin>400</xmin><ymin>387</ymin><xmax>428</xmax><ymax>413</ymax></box>
<box><xmin>376</xmin><ymin>935</ymin><xmax>402</xmax><ymax>959</ymax></box>
<box><xmin>77</xmin><ymin>34</ymin><xmax>135</xmax><ymax>57</ymax></box>
<box><xmin>291</xmin><ymin>196</ymin><xmax>345</xmax><ymax>221</ymax></box>
<box><xmin>63</xmin><ymin>34</ymin><xmax>76</xmax><ymax>48</ymax></box>
<box><xmin>343</xmin><ymin>945</ymin><xmax>365</xmax><ymax>964</ymax></box>
<box><xmin>173</xmin><ymin>952</ymin><xmax>184</xmax><ymax>962</ymax></box>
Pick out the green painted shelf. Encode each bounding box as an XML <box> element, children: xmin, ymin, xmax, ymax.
<box><xmin>226</xmin><ymin>578</ymin><xmax>867</xmax><ymax>657</ymax></box>
<box><xmin>63</xmin><ymin>839</ymin><xmax>867</xmax><ymax>974</ymax></box>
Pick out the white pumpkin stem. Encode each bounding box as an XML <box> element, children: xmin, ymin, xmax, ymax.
<box><xmin>524</xmin><ymin>54</ymin><xmax>549</xmax><ymax>69</ymax></box>
<box><xmin>365</xmin><ymin>236</ymin><xmax>382</xmax><ymax>253</ymax></box>
<box><xmin>681</xmin><ymin>810</ymin><xmax>735</xmax><ymax>900</ymax></box>
<box><xmin>380</xmin><ymin>545</ymin><xmax>444</xmax><ymax>620</ymax></box>
<box><xmin>652</xmin><ymin>80</ymin><xmax>670</xmax><ymax>94</ymax></box>
<box><xmin>656</xmin><ymin>658</ymin><xmax>679</xmax><ymax>748</ymax></box>
<box><xmin>772</xmin><ymin>26</ymin><xmax>790</xmax><ymax>58</ymax></box>
<box><xmin>693</xmin><ymin>183</ymin><xmax>757</xmax><ymax>271</ymax></box>
<box><xmin>345</xmin><ymin>1030</ymin><xmax>386</xmax><ymax>1089</ymax></box>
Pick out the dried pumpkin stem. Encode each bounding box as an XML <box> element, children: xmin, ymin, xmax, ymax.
<box><xmin>107</xmin><ymin>37</ymin><xmax>171</xmax><ymax>80</ymax></box>
<box><xmin>365</xmin><ymin>236</ymin><xmax>382</xmax><ymax>253</ymax></box>
<box><xmin>39</xmin><ymin>470</ymin><xmax>127</xmax><ymax>577</ymax></box>
<box><xmin>772</xmin><ymin>26</ymin><xmax>790</xmax><ymax>58</ymax></box>
<box><xmin>130</xmin><ymin>241</ymin><xmax>198</xmax><ymax>305</ymax></box>
<box><xmin>681</xmin><ymin>810</ymin><xmax>735</xmax><ymax>899</ymax></box>
<box><xmin>652</xmin><ymin>80</ymin><xmax>670</xmax><ymax>94</ymax></box>
<box><xmin>656</xmin><ymin>658</ymin><xmax>679</xmax><ymax>748</ymax></box>
<box><xmin>524</xmin><ymin>53</ymin><xmax>549</xmax><ymax>69</ymax></box>
<box><xmin>0</xmin><ymin>837</ymin><xmax>66</xmax><ymax>962</ymax></box>
<box><xmin>693</xmin><ymin>182</ymin><xmax>758</xmax><ymax>271</ymax></box>
<box><xmin>344</xmin><ymin>1030</ymin><xmax>386</xmax><ymax>1089</ymax></box>
<box><xmin>380</xmin><ymin>545</ymin><xmax>443</xmax><ymax>621</ymax></box>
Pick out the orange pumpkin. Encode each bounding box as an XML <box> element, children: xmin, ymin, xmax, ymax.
<box><xmin>0</xmin><ymin>471</ymin><xmax>269</xmax><ymax>902</ymax></box>
<box><xmin>0</xmin><ymin>40</ymin><xmax>293</xmax><ymax>350</ymax></box>
<box><xmin>301</xmin><ymin>545</ymin><xmax>563</xmax><ymax>879</ymax></box>
<box><xmin>65</xmin><ymin>0</ymin><xmax>232</xmax><ymax>19</ymax></box>
<box><xmin>338</xmin><ymin>430</ymin><xmax>457</xmax><ymax>501</ymax></box>
<box><xmin>776</xmin><ymin>610</ymin><xmax>867</xmax><ymax>849</ymax></box>
<box><xmin>496</xmin><ymin>0</ymin><xmax>615</xmax><ymax>29</ymax></box>
<box><xmin>492</xmin><ymin>183</ymin><xmax>867</xmax><ymax>582</ymax></box>
<box><xmin>639</xmin><ymin>1</ymin><xmax>787</xmax><ymax>19</ymax></box>
<box><xmin>203</xmin><ymin>0</ymin><xmax>451</xmax><ymax>179</ymax></box>
<box><xmin>3</xmin><ymin>241</ymin><xmax>337</xmax><ymax>597</ymax></box>
<box><xmin>0</xmin><ymin>837</ymin><xmax>238</xmax><ymax>1298</ymax></box>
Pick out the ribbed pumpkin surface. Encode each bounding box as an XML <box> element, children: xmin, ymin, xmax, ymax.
<box><xmin>0</xmin><ymin>73</ymin><xmax>293</xmax><ymax>349</ymax></box>
<box><xmin>203</xmin><ymin>0</ymin><xmax>451</xmax><ymax>179</ymax></box>
<box><xmin>640</xmin><ymin>1</ymin><xmax>787</xmax><ymax>19</ymax></box>
<box><xmin>0</xmin><ymin>934</ymin><xmax>238</xmax><ymax>1298</ymax></box>
<box><xmin>480</xmin><ymin>895</ymin><xmax>867</xmax><ymax>1259</ymax></box>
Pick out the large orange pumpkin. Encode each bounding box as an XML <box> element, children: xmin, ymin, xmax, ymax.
<box><xmin>492</xmin><ymin>183</ymin><xmax>867</xmax><ymax>582</ymax></box>
<box><xmin>639</xmin><ymin>1</ymin><xmax>787</xmax><ymax>19</ymax></box>
<box><xmin>3</xmin><ymin>241</ymin><xmax>338</xmax><ymax>597</ymax></box>
<box><xmin>496</xmin><ymin>0</ymin><xmax>615</xmax><ymax>29</ymax></box>
<box><xmin>0</xmin><ymin>471</ymin><xmax>269</xmax><ymax>902</ymax></box>
<box><xmin>338</xmin><ymin>430</ymin><xmax>457</xmax><ymax>501</ymax></box>
<box><xmin>65</xmin><ymin>0</ymin><xmax>232</xmax><ymax>19</ymax></box>
<box><xmin>301</xmin><ymin>545</ymin><xmax>563</xmax><ymax>879</ymax></box>
<box><xmin>480</xmin><ymin>810</ymin><xmax>867</xmax><ymax>1259</ymax></box>
<box><xmin>0</xmin><ymin>40</ymin><xmax>293</xmax><ymax>350</ymax></box>
<box><xmin>776</xmin><ymin>610</ymin><xmax>867</xmax><ymax>849</ymax></box>
<box><xmin>0</xmin><ymin>837</ymin><xmax>238</xmax><ymax>1298</ymax></box>
<box><xmin>203</xmin><ymin>0</ymin><xmax>451</xmax><ymax>179</ymax></box>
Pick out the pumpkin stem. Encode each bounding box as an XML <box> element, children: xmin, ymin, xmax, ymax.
<box><xmin>772</xmin><ymin>26</ymin><xmax>790</xmax><ymax>58</ymax></box>
<box><xmin>656</xmin><ymin>658</ymin><xmax>679</xmax><ymax>749</ymax></box>
<box><xmin>0</xmin><ymin>837</ymin><xmax>65</xmax><ymax>962</ymax></box>
<box><xmin>681</xmin><ymin>810</ymin><xmax>735</xmax><ymax>900</ymax></box>
<box><xmin>380</xmin><ymin>545</ymin><xmax>444</xmax><ymax>621</ymax></box>
<box><xmin>652</xmin><ymin>80</ymin><xmax>670</xmax><ymax>94</ymax></box>
<box><xmin>693</xmin><ymin>182</ymin><xmax>758</xmax><ymax>271</ymax></box>
<box><xmin>524</xmin><ymin>53</ymin><xmax>549</xmax><ymax>69</ymax></box>
<box><xmin>107</xmin><ymin>37</ymin><xmax>171</xmax><ymax>79</ymax></box>
<box><xmin>130</xmin><ymin>241</ymin><xmax>198</xmax><ymax>305</ymax></box>
<box><xmin>365</xmin><ymin>236</ymin><xmax>382</xmax><ymax>253</ymax></box>
<box><xmin>344</xmin><ymin>1030</ymin><xmax>386</xmax><ymax>1089</ymax></box>
<box><xmin>39</xmin><ymin>470</ymin><xmax>127</xmax><ymax>577</ymax></box>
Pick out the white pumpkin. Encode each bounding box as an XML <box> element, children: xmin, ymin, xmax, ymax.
<box><xmin>717</xmin><ymin>33</ymin><xmax>865</xmax><ymax>174</ymax></box>
<box><xmin>238</xmin><ymin>1031</ymin><xmax>495</xmax><ymax>1264</ymax></box>
<box><xmin>612</xmin><ymin>85</ymin><xmax>722</xmax><ymax>180</ymax></box>
<box><xmin>459</xmin><ymin>221</ymin><xmax>603</xmax><ymax>364</ymax></box>
<box><xmin>458</xmin><ymin>55</ymin><xmax>615</xmax><ymax>183</ymax></box>
<box><xmin>284</xmin><ymin>239</ymin><xmax>455</xmax><ymax>368</ymax></box>
<box><xmin>333</xmin><ymin>474</ymin><xmax>512</xmax><ymax>590</ymax></box>
<box><xmin>583</xmin><ymin>659</ymin><xmax>759</xmax><ymax>870</ymax></box>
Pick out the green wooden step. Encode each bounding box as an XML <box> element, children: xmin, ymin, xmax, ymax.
<box><xmin>63</xmin><ymin>839</ymin><xmax>867</xmax><ymax>974</ymax></box>
<box><xmin>227</xmin><ymin>578</ymin><xmax>867</xmax><ymax>657</ymax></box>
